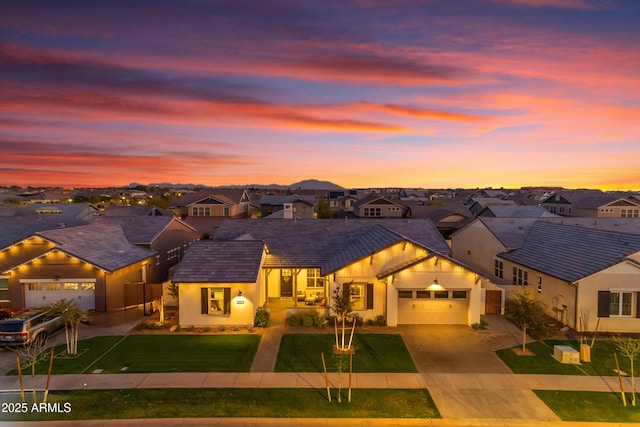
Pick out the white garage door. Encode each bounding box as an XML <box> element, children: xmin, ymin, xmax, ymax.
<box><xmin>24</xmin><ymin>280</ymin><xmax>96</xmax><ymax>311</ymax></box>
<box><xmin>397</xmin><ymin>290</ymin><xmax>468</xmax><ymax>324</ymax></box>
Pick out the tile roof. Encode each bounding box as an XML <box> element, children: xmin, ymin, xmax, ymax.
<box><xmin>0</xmin><ymin>216</ymin><xmax>87</xmax><ymax>249</ymax></box>
<box><xmin>37</xmin><ymin>223</ymin><xmax>154</xmax><ymax>272</ymax></box>
<box><xmin>499</xmin><ymin>222</ymin><xmax>640</xmax><ymax>282</ymax></box>
<box><xmin>172</xmin><ymin>188</ymin><xmax>248</xmax><ymax>207</ymax></box>
<box><xmin>212</xmin><ymin>219</ymin><xmax>450</xmax><ymax>275</ymax></box>
<box><xmin>172</xmin><ymin>240</ymin><xmax>264</xmax><ymax>283</ymax></box>
<box><xmin>91</xmin><ymin>216</ymin><xmax>179</xmax><ymax>245</ymax></box>
<box><xmin>479</xmin><ymin>205</ymin><xmax>558</xmax><ymax>218</ymax></box>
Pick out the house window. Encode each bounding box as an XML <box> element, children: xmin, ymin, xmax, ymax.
<box><xmin>306</xmin><ymin>268</ymin><xmax>326</xmax><ymax>288</ymax></box>
<box><xmin>610</xmin><ymin>291</ymin><xmax>633</xmax><ymax>317</ymax></box>
<box><xmin>223</xmin><ymin>206</ymin><xmax>230</xmax><ymax>217</ymax></box>
<box><xmin>363</xmin><ymin>207</ymin><xmax>381</xmax><ymax>217</ymax></box>
<box><xmin>416</xmin><ymin>290</ymin><xmax>430</xmax><ymax>299</ymax></box>
<box><xmin>81</xmin><ymin>283</ymin><xmax>95</xmax><ymax>291</ymax></box>
<box><xmin>494</xmin><ymin>259</ymin><xmax>503</xmax><ymax>279</ymax></box>
<box><xmin>64</xmin><ymin>282</ymin><xmax>79</xmax><ymax>290</ymax></box>
<box><xmin>344</xmin><ymin>282</ymin><xmax>373</xmax><ymax>310</ymax></box>
<box><xmin>0</xmin><ymin>277</ymin><xmax>9</xmax><ymax>303</ymax></box>
<box><xmin>621</xmin><ymin>209</ymin><xmax>640</xmax><ymax>218</ymax></box>
<box><xmin>452</xmin><ymin>291</ymin><xmax>467</xmax><ymax>299</ymax></box>
<box><xmin>27</xmin><ymin>283</ymin><xmax>42</xmax><ymax>291</ymax></box>
<box><xmin>512</xmin><ymin>267</ymin><xmax>528</xmax><ymax>285</ymax></box>
<box><xmin>434</xmin><ymin>291</ymin><xmax>449</xmax><ymax>299</ymax></box>
<box><xmin>167</xmin><ymin>247</ymin><xmax>180</xmax><ymax>261</ymax></box>
<box><xmin>47</xmin><ymin>283</ymin><xmax>60</xmax><ymax>291</ymax></box>
<box><xmin>192</xmin><ymin>206</ymin><xmax>211</xmax><ymax>216</ymax></box>
<box><xmin>398</xmin><ymin>290</ymin><xmax>413</xmax><ymax>298</ymax></box>
<box><xmin>201</xmin><ymin>287</ymin><xmax>230</xmax><ymax>315</ymax></box>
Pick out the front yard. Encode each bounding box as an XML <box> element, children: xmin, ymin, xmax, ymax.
<box><xmin>9</xmin><ymin>334</ymin><xmax>261</xmax><ymax>375</ymax></box>
<box><xmin>496</xmin><ymin>340</ymin><xmax>634</xmax><ymax>376</ymax></box>
<box><xmin>275</xmin><ymin>334</ymin><xmax>417</xmax><ymax>373</ymax></box>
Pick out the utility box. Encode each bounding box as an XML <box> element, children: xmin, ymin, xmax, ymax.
<box><xmin>553</xmin><ymin>345</ymin><xmax>580</xmax><ymax>364</ymax></box>
<box><xmin>580</xmin><ymin>344</ymin><xmax>591</xmax><ymax>362</ymax></box>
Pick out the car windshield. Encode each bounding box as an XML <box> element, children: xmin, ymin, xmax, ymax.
<box><xmin>0</xmin><ymin>322</ymin><xmax>23</xmax><ymax>333</ymax></box>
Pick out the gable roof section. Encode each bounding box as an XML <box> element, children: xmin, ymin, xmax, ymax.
<box><xmin>352</xmin><ymin>195</ymin><xmax>404</xmax><ymax>209</ymax></box>
<box><xmin>0</xmin><ymin>216</ymin><xmax>88</xmax><ymax>250</ymax></box>
<box><xmin>212</xmin><ymin>219</ymin><xmax>450</xmax><ymax>275</ymax></box>
<box><xmin>499</xmin><ymin>222</ymin><xmax>640</xmax><ymax>282</ymax></box>
<box><xmin>479</xmin><ymin>205</ymin><xmax>558</xmax><ymax>218</ymax></box>
<box><xmin>172</xmin><ymin>240</ymin><xmax>264</xmax><ymax>283</ymax></box>
<box><xmin>173</xmin><ymin>188</ymin><xmax>248</xmax><ymax>208</ymax></box>
<box><xmin>37</xmin><ymin>223</ymin><xmax>154</xmax><ymax>272</ymax></box>
<box><xmin>93</xmin><ymin>216</ymin><xmax>196</xmax><ymax>245</ymax></box>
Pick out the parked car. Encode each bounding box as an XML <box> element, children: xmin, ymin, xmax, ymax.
<box><xmin>0</xmin><ymin>307</ymin><xmax>64</xmax><ymax>346</ymax></box>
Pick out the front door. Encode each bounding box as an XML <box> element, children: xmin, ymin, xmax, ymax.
<box><xmin>485</xmin><ymin>290</ymin><xmax>502</xmax><ymax>314</ymax></box>
<box><xmin>280</xmin><ymin>269</ymin><xmax>293</xmax><ymax>297</ymax></box>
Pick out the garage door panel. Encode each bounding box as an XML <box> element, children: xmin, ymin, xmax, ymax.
<box><xmin>398</xmin><ymin>299</ymin><xmax>467</xmax><ymax>324</ymax></box>
<box><xmin>24</xmin><ymin>282</ymin><xmax>95</xmax><ymax>311</ymax></box>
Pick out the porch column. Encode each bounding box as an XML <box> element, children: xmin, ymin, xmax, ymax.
<box><xmin>264</xmin><ymin>269</ymin><xmax>271</xmax><ymax>308</ymax></box>
<box><xmin>293</xmin><ymin>269</ymin><xmax>301</xmax><ymax>307</ymax></box>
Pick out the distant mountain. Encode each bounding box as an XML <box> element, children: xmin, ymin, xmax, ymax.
<box><xmin>289</xmin><ymin>179</ymin><xmax>343</xmax><ymax>190</ymax></box>
<box><xmin>136</xmin><ymin>179</ymin><xmax>344</xmax><ymax>190</ymax></box>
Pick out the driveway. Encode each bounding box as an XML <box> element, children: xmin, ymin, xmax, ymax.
<box><xmin>398</xmin><ymin>314</ymin><xmax>525</xmax><ymax>374</ymax></box>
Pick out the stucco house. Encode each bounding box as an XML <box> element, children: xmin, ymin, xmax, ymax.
<box><xmin>598</xmin><ymin>196</ymin><xmax>640</xmax><ymax>218</ymax></box>
<box><xmin>0</xmin><ymin>222</ymin><xmax>157</xmax><ymax>311</ymax></box>
<box><xmin>353</xmin><ymin>196</ymin><xmax>407</xmax><ymax>218</ymax></box>
<box><xmin>172</xmin><ymin>240</ymin><xmax>266</xmax><ymax>327</ymax></box>
<box><xmin>173</xmin><ymin>219</ymin><xmax>495</xmax><ymax>328</ymax></box>
<box><xmin>451</xmin><ymin>217</ymin><xmax>640</xmax><ymax>332</ymax></box>
<box><xmin>171</xmin><ymin>188</ymin><xmax>252</xmax><ymax>219</ymax></box>
<box><xmin>498</xmin><ymin>222</ymin><xmax>640</xmax><ymax>333</ymax></box>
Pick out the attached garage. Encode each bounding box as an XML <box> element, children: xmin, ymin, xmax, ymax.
<box><xmin>396</xmin><ymin>289</ymin><xmax>469</xmax><ymax>324</ymax></box>
<box><xmin>23</xmin><ymin>279</ymin><xmax>96</xmax><ymax>311</ymax></box>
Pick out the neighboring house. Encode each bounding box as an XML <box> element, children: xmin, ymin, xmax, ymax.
<box><xmin>101</xmin><ymin>205</ymin><xmax>171</xmax><ymax>217</ymax></box>
<box><xmin>353</xmin><ymin>195</ymin><xmax>407</xmax><ymax>218</ymax></box>
<box><xmin>91</xmin><ymin>216</ymin><xmax>200</xmax><ymax>284</ymax></box>
<box><xmin>466</xmin><ymin>198</ymin><xmax>517</xmax><ymax>216</ymax></box>
<box><xmin>540</xmin><ymin>190</ymin><xmax>619</xmax><ymax>217</ymax></box>
<box><xmin>477</xmin><ymin>205</ymin><xmax>559</xmax><ymax>218</ymax></box>
<box><xmin>0</xmin><ymin>203</ymin><xmax>100</xmax><ymax>222</ymax></box>
<box><xmin>402</xmin><ymin>200</ymin><xmax>473</xmax><ymax>239</ymax></box>
<box><xmin>598</xmin><ymin>196</ymin><xmax>640</xmax><ymax>218</ymax></box>
<box><xmin>0</xmin><ymin>223</ymin><xmax>157</xmax><ymax>311</ymax></box>
<box><xmin>172</xmin><ymin>240</ymin><xmax>266</xmax><ymax>327</ymax></box>
<box><xmin>328</xmin><ymin>191</ymin><xmax>358</xmax><ymax>213</ymax></box>
<box><xmin>170</xmin><ymin>188</ymin><xmax>252</xmax><ymax>219</ymax></box>
<box><xmin>498</xmin><ymin>222</ymin><xmax>640</xmax><ymax>333</ymax></box>
<box><xmin>451</xmin><ymin>217</ymin><xmax>640</xmax><ymax>332</ymax></box>
<box><xmin>178</xmin><ymin>219</ymin><xmax>497</xmax><ymax>328</ymax></box>
<box><xmin>259</xmin><ymin>194</ymin><xmax>316</xmax><ymax>219</ymax></box>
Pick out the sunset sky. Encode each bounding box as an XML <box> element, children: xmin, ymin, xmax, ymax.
<box><xmin>1</xmin><ymin>0</ymin><xmax>639</xmax><ymax>190</ymax></box>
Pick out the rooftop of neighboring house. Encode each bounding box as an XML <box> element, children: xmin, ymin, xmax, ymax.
<box><xmin>0</xmin><ymin>216</ymin><xmax>87</xmax><ymax>249</ymax></box>
<box><xmin>171</xmin><ymin>188</ymin><xmax>249</xmax><ymax>208</ymax></box>
<box><xmin>457</xmin><ymin>217</ymin><xmax>640</xmax><ymax>250</ymax></box>
<box><xmin>259</xmin><ymin>194</ymin><xmax>315</xmax><ymax>206</ymax></box>
<box><xmin>0</xmin><ymin>202</ymin><xmax>99</xmax><ymax>220</ymax></box>
<box><xmin>499</xmin><ymin>221</ymin><xmax>640</xmax><ymax>282</ymax></box>
<box><xmin>172</xmin><ymin>240</ymin><xmax>265</xmax><ymax>283</ymax></box>
<box><xmin>90</xmin><ymin>215</ymin><xmax>196</xmax><ymax>245</ymax></box>
<box><xmin>352</xmin><ymin>194</ymin><xmax>404</xmax><ymax>209</ymax></box>
<box><xmin>100</xmin><ymin>205</ymin><xmax>171</xmax><ymax>216</ymax></box>
<box><xmin>212</xmin><ymin>218</ymin><xmax>451</xmax><ymax>275</ymax></box>
<box><xmin>36</xmin><ymin>223</ymin><xmax>155</xmax><ymax>273</ymax></box>
<box><xmin>477</xmin><ymin>205</ymin><xmax>559</xmax><ymax>218</ymax></box>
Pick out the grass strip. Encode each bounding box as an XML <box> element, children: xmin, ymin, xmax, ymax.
<box><xmin>275</xmin><ymin>334</ymin><xmax>417</xmax><ymax>373</ymax></box>
<box><xmin>534</xmin><ymin>390</ymin><xmax>640</xmax><ymax>422</ymax></box>
<box><xmin>496</xmin><ymin>340</ymin><xmax>633</xmax><ymax>376</ymax></box>
<box><xmin>8</xmin><ymin>334</ymin><xmax>261</xmax><ymax>375</ymax></box>
<box><xmin>0</xmin><ymin>388</ymin><xmax>440</xmax><ymax>421</ymax></box>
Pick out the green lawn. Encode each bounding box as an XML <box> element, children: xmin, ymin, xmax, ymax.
<box><xmin>496</xmin><ymin>340</ymin><xmax>634</xmax><ymax>376</ymax></box>
<box><xmin>275</xmin><ymin>334</ymin><xmax>417</xmax><ymax>373</ymax></box>
<box><xmin>0</xmin><ymin>388</ymin><xmax>440</xmax><ymax>422</ymax></box>
<box><xmin>534</xmin><ymin>390</ymin><xmax>640</xmax><ymax>422</ymax></box>
<box><xmin>10</xmin><ymin>334</ymin><xmax>261</xmax><ymax>375</ymax></box>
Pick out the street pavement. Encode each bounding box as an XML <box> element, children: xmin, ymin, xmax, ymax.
<box><xmin>1</xmin><ymin>310</ymin><xmax>640</xmax><ymax>426</ymax></box>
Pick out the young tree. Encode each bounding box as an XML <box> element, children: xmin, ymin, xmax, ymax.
<box><xmin>11</xmin><ymin>338</ymin><xmax>50</xmax><ymax>403</ymax></box>
<box><xmin>616</xmin><ymin>337</ymin><xmax>640</xmax><ymax>406</ymax></box>
<box><xmin>46</xmin><ymin>299</ymin><xmax>85</xmax><ymax>355</ymax></box>
<box><xmin>504</xmin><ymin>293</ymin><xmax>547</xmax><ymax>353</ymax></box>
<box><xmin>331</xmin><ymin>282</ymin><xmax>354</xmax><ymax>351</ymax></box>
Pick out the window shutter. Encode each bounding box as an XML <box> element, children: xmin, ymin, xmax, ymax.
<box><xmin>366</xmin><ymin>283</ymin><xmax>374</xmax><ymax>310</ymax></box>
<box><xmin>597</xmin><ymin>291</ymin><xmax>610</xmax><ymax>318</ymax></box>
<box><xmin>223</xmin><ymin>288</ymin><xmax>231</xmax><ymax>314</ymax></box>
<box><xmin>636</xmin><ymin>292</ymin><xmax>640</xmax><ymax>318</ymax></box>
<box><xmin>201</xmin><ymin>288</ymin><xmax>209</xmax><ymax>315</ymax></box>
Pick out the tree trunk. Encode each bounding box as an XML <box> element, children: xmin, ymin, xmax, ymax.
<box><xmin>632</xmin><ymin>358</ymin><xmax>636</xmax><ymax>407</ymax></box>
<box><xmin>522</xmin><ymin>322</ymin><xmax>527</xmax><ymax>353</ymax></box>
<box><xmin>31</xmin><ymin>364</ymin><xmax>37</xmax><ymax>403</ymax></box>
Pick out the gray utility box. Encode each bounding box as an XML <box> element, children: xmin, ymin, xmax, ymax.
<box><xmin>553</xmin><ymin>345</ymin><xmax>580</xmax><ymax>364</ymax></box>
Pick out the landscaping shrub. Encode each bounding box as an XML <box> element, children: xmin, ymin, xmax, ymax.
<box><xmin>366</xmin><ymin>319</ymin><xmax>374</xmax><ymax>326</ymax></box>
<box><xmin>288</xmin><ymin>314</ymin><xmax>301</xmax><ymax>327</ymax></box>
<box><xmin>471</xmin><ymin>320</ymin><xmax>488</xmax><ymax>330</ymax></box>
<box><xmin>254</xmin><ymin>308</ymin><xmax>270</xmax><ymax>327</ymax></box>
<box><xmin>302</xmin><ymin>314</ymin><xmax>314</xmax><ymax>327</ymax></box>
<box><xmin>374</xmin><ymin>315</ymin><xmax>386</xmax><ymax>326</ymax></box>
<box><xmin>313</xmin><ymin>313</ymin><xmax>325</xmax><ymax>327</ymax></box>
<box><xmin>351</xmin><ymin>313</ymin><xmax>364</xmax><ymax>327</ymax></box>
